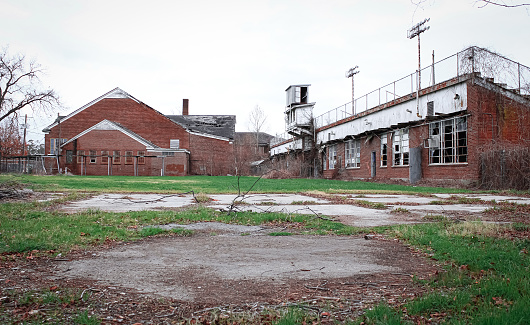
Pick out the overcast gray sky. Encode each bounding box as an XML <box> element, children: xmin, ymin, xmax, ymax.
<box><xmin>2</xmin><ymin>0</ymin><xmax>529</xmax><ymax>142</ymax></box>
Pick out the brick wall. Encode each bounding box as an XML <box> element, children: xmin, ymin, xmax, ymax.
<box><xmin>321</xmin><ymin>78</ymin><xmax>530</xmax><ymax>184</ymax></box>
<box><xmin>59</xmin><ymin>130</ymin><xmax>189</xmax><ymax>176</ymax></box>
<box><xmin>45</xmin><ymin>97</ymin><xmax>236</xmax><ymax>176</ymax></box>
<box><xmin>45</xmin><ymin>98</ymin><xmax>190</xmax><ymax>154</ymax></box>
<box><xmin>189</xmin><ymin>133</ymin><xmax>235</xmax><ymax>175</ymax></box>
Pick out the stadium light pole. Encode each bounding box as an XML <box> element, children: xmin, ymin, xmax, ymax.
<box><xmin>345</xmin><ymin>66</ymin><xmax>360</xmax><ymax>115</ymax></box>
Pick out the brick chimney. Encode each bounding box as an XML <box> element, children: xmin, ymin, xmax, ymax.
<box><xmin>182</xmin><ymin>99</ymin><xmax>189</xmax><ymax>115</ymax></box>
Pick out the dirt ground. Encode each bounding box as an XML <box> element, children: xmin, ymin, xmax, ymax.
<box><xmin>2</xmin><ymin>191</ymin><xmax>528</xmax><ymax>323</ymax></box>
<box><xmin>1</xmin><ymin>231</ymin><xmax>439</xmax><ymax>324</ymax></box>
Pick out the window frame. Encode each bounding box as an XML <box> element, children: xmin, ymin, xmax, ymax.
<box><xmin>392</xmin><ymin>128</ymin><xmax>409</xmax><ymax>167</ymax></box>
<box><xmin>428</xmin><ymin>116</ymin><xmax>467</xmax><ymax>165</ymax></box>
<box><xmin>77</xmin><ymin>150</ymin><xmax>85</xmax><ymax>164</ymax></box>
<box><xmin>50</xmin><ymin>138</ymin><xmax>67</xmax><ymax>155</ymax></box>
<box><xmin>137</xmin><ymin>151</ymin><xmax>146</xmax><ymax>165</ymax></box>
<box><xmin>101</xmin><ymin>150</ymin><xmax>109</xmax><ymax>164</ymax></box>
<box><xmin>89</xmin><ymin>150</ymin><xmax>97</xmax><ymax>164</ymax></box>
<box><xmin>125</xmin><ymin>151</ymin><xmax>133</xmax><ymax>165</ymax></box>
<box><xmin>112</xmin><ymin>150</ymin><xmax>121</xmax><ymax>164</ymax></box>
<box><xmin>345</xmin><ymin>139</ymin><xmax>361</xmax><ymax>168</ymax></box>
<box><xmin>380</xmin><ymin>133</ymin><xmax>388</xmax><ymax>167</ymax></box>
<box><xmin>328</xmin><ymin>145</ymin><xmax>337</xmax><ymax>170</ymax></box>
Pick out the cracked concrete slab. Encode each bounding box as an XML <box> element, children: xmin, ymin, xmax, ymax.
<box><xmin>55</xmin><ymin>236</ymin><xmax>398</xmax><ymax>300</ymax></box>
<box><xmin>61</xmin><ymin>193</ymin><xmax>196</xmax><ymax>213</ymax></box>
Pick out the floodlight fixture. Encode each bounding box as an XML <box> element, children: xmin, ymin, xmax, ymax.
<box><xmin>345</xmin><ymin>66</ymin><xmax>360</xmax><ymax>115</ymax></box>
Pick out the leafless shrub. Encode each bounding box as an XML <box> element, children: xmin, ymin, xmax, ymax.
<box><xmin>480</xmin><ymin>144</ymin><xmax>530</xmax><ymax>190</ymax></box>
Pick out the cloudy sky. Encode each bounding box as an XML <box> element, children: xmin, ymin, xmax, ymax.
<box><xmin>2</xmin><ymin>0</ymin><xmax>529</xmax><ymax>142</ymax></box>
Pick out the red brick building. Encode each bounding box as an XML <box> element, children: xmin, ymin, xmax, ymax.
<box><xmin>43</xmin><ymin>88</ymin><xmax>236</xmax><ymax>176</ymax></box>
<box><xmin>270</xmin><ymin>47</ymin><xmax>530</xmax><ymax>188</ymax></box>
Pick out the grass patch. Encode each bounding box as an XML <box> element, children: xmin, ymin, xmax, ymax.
<box><xmin>2</xmin><ymin>174</ymin><xmax>469</xmax><ymax>194</ymax></box>
<box><xmin>139</xmin><ymin>226</ymin><xmax>167</xmax><ymax>237</ymax></box>
<box><xmin>352</xmin><ymin>199</ymin><xmax>387</xmax><ymax>210</ymax></box>
<box><xmin>388</xmin><ymin>221</ymin><xmax>530</xmax><ymax>324</ymax></box>
<box><xmin>290</xmin><ymin>200</ymin><xmax>319</xmax><ymax>205</ymax></box>
<box><xmin>269</xmin><ymin>232</ymin><xmax>293</xmax><ymax>236</ymax></box>
<box><xmin>391</xmin><ymin>207</ymin><xmax>410</xmax><ymax>213</ymax></box>
<box><xmin>0</xmin><ymin>201</ymin><xmax>361</xmax><ymax>254</ymax></box>
<box><xmin>171</xmin><ymin>228</ymin><xmax>194</xmax><ymax>236</ymax></box>
<box><xmin>422</xmin><ymin>214</ymin><xmax>449</xmax><ymax>222</ymax></box>
<box><xmin>194</xmin><ymin>192</ymin><xmax>211</xmax><ymax>203</ymax></box>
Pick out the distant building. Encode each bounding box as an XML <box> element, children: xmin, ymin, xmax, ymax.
<box><xmin>270</xmin><ymin>47</ymin><xmax>530</xmax><ymax>188</ymax></box>
<box><xmin>43</xmin><ymin>88</ymin><xmax>236</xmax><ymax>176</ymax></box>
<box><xmin>234</xmin><ymin>131</ymin><xmax>274</xmax><ymax>175</ymax></box>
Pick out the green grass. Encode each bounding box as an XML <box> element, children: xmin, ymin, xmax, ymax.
<box><xmin>0</xmin><ymin>198</ymin><xmax>363</xmax><ymax>254</ymax></box>
<box><xmin>269</xmin><ymin>232</ymin><xmax>293</xmax><ymax>236</ymax></box>
<box><xmin>1</xmin><ymin>175</ymin><xmax>528</xmax><ymax>323</ymax></box>
<box><xmin>1</xmin><ymin>174</ymin><xmax>470</xmax><ymax>194</ymax></box>
<box><xmin>389</xmin><ymin>221</ymin><xmax>530</xmax><ymax>324</ymax></box>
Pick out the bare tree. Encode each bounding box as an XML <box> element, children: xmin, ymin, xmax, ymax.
<box><xmin>0</xmin><ymin>48</ymin><xmax>59</xmax><ymax>124</ymax></box>
<box><xmin>247</xmin><ymin>105</ymin><xmax>268</xmax><ymax>155</ymax></box>
<box><xmin>476</xmin><ymin>0</ymin><xmax>530</xmax><ymax>8</ymax></box>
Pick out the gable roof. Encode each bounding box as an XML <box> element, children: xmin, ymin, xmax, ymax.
<box><xmin>167</xmin><ymin>115</ymin><xmax>236</xmax><ymax>139</ymax></box>
<box><xmin>61</xmin><ymin>119</ymin><xmax>160</xmax><ymax>150</ymax></box>
<box><xmin>43</xmin><ymin>87</ymin><xmax>158</xmax><ymax>133</ymax></box>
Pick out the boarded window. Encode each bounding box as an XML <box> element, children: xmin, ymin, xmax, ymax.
<box><xmin>66</xmin><ymin>150</ymin><xmax>73</xmax><ymax>164</ymax></box>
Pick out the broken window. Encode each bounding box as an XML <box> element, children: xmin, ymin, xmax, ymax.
<box><xmin>77</xmin><ymin>150</ymin><xmax>85</xmax><ymax>164</ymax></box>
<box><xmin>393</xmin><ymin>129</ymin><xmax>409</xmax><ymax>166</ymax></box>
<box><xmin>101</xmin><ymin>150</ymin><xmax>109</xmax><ymax>164</ymax></box>
<box><xmin>380</xmin><ymin>134</ymin><xmax>388</xmax><ymax>167</ymax></box>
<box><xmin>328</xmin><ymin>145</ymin><xmax>337</xmax><ymax>169</ymax></box>
<box><xmin>345</xmin><ymin>140</ymin><xmax>360</xmax><ymax>168</ymax></box>
<box><xmin>429</xmin><ymin>116</ymin><xmax>467</xmax><ymax>164</ymax></box>
<box><xmin>89</xmin><ymin>150</ymin><xmax>97</xmax><ymax>164</ymax></box>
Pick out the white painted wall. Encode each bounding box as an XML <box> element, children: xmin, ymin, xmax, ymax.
<box><xmin>317</xmin><ymin>82</ymin><xmax>467</xmax><ymax>144</ymax></box>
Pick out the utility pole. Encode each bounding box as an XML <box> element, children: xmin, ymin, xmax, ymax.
<box><xmin>21</xmin><ymin>114</ymin><xmax>27</xmax><ymax>173</ymax></box>
<box><xmin>407</xmin><ymin>18</ymin><xmax>430</xmax><ymax>91</ymax></box>
<box><xmin>22</xmin><ymin>114</ymin><xmax>27</xmax><ymax>156</ymax></box>
<box><xmin>407</xmin><ymin>18</ymin><xmax>430</xmax><ymax>117</ymax></box>
<box><xmin>345</xmin><ymin>66</ymin><xmax>360</xmax><ymax>115</ymax></box>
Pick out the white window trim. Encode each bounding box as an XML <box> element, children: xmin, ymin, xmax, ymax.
<box><xmin>392</xmin><ymin>128</ymin><xmax>409</xmax><ymax>167</ymax></box>
<box><xmin>345</xmin><ymin>139</ymin><xmax>361</xmax><ymax>168</ymax></box>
